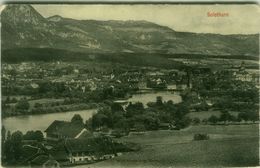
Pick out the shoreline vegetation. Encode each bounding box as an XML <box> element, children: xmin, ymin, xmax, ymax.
<box><xmin>2</xmin><ymin>102</ymin><xmax>99</xmax><ymax>118</ymax></box>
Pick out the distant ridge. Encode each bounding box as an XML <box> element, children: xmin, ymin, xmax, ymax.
<box><xmin>1</xmin><ymin>4</ymin><xmax>259</xmax><ymax>57</ymax></box>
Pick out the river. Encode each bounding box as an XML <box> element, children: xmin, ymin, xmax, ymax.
<box><xmin>128</xmin><ymin>90</ymin><xmax>182</xmax><ymax>107</ymax></box>
<box><xmin>2</xmin><ymin>91</ymin><xmax>182</xmax><ymax>133</ymax></box>
<box><xmin>2</xmin><ymin>109</ymin><xmax>97</xmax><ymax>134</ymax></box>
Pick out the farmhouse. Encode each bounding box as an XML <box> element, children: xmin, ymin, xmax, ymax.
<box><xmin>65</xmin><ymin>138</ymin><xmax>115</xmax><ymax>164</ymax></box>
<box><xmin>65</xmin><ymin>138</ymin><xmax>97</xmax><ymax>164</ymax></box>
<box><xmin>45</xmin><ymin>120</ymin><xmax>89</xmax><ymax>141</ymax></box>
<box><xmin>49</xmin><ymin>138</ymin><xmax>117</xmax><ymax>165</ymax></box>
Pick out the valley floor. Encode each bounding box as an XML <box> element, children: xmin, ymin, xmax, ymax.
<box><xmin>83</xmin><ymin>124</ymin><xmax>259</xmax><ymax>168</ymax></box>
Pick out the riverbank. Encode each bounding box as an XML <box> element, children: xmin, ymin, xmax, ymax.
<box><xmin>3</xmin><ymin>91</ymin><xmax>183</xmax><ymax>133</ymax></box>
<box><xmin>3</xmin><ymin>90</ymin><xmax>182</xmax><ymax>118</ymax></box>
<box><xmin>2</xmin><ymin>109</ymin><xmax>97</xmax><ymax>133</ymax></box>
<box><xmin>2</xmin><ymin>102</ymin><xmax>99</xmax><ymax>119</ymax></box>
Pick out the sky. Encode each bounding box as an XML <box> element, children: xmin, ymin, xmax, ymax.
<box><xmin>33</xmin><ymin>4</ymin><xmax>260</xmax><ymax>35</ymax></box>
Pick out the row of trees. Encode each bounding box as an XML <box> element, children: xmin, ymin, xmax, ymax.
<box><xmin>2</xmin><ymin>97</ymin><xmax>98</xmax><ymax>117</ymax></box>
<box><xmin>207</xmin><ymin>110</ymin><xmax>258</xmax><ymax>124</ymax></box>
<box><xmin>3</xmin><ymin>81</ymin><xmax>135</xmax><ymax>117</ymax></box>
<box><xmin>86</xmin><ymin>96</ymin><xmax>191</xmax><ymax>133</ymax></box>
<box><xmin>1</xmin><ymin>127</ymin><xmax>44</xmax><ymax>165</ymax></box>
<box><xmin>213</xmin><ymin>96</ymin><xmax>258</xmax><ymax>112</ymax></box>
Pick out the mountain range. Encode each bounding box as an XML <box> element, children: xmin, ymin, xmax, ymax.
<box><xmin>1</xmin><ymin>4</ymin><xmax>259</xmax><ymax>59</ymax></box>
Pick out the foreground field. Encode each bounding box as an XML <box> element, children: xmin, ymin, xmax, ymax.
<box><xmin>85</xmin><ymin>124</ymin><xmax>259</xmax><ymax>168</ymax></box>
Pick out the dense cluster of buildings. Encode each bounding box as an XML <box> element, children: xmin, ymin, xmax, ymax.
<box><xmin>2</xmin><ymin>61</ymin><xmax>259</xmax><ymax>100</ymax></box>
<box><xmin>19</xmin><ymin>120</ymin><xmax>124</xmax><ymax>167</ymax></box>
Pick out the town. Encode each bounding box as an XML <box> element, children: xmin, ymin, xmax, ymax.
<box><xmin>1</xmin><ymin>58</ymin><xmax>259</xmax><ymax>167</ymax></box>
<box><xmin>1</xmin><ymin>3</ymin><xmax>259</xmax><ymax>168</ymax></box>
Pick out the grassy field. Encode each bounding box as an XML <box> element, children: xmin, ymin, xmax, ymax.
<box><xmin>86</xmin><ymin>124</ymin><xmax>259</xmax><ymax>168</ymax></box>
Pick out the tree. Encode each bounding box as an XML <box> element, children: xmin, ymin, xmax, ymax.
<box><xmin>23</xmin><ymin>130</ymin><xmax>44</xmax><ymax>142</ymax></box>
<box><xmin>97</xmin><ymin>107</ymin><xmax>113</xmax><ymax>128</ymax></box>
<box><xmin>247</xmin><ymin>111</ymin><xmax>259</xmax><ymax>123</ymax></box>
<box><xmin>6</xmin><ymin>131</ymin><xmax>11</xmax><ymax>140</ymax></box>
<box><xmin>192</xmin><ymin>117</ymin><xmax>201</xmax><ymax>125</ymax></box>
<box><xmin>23</xmin><ymin>131</ymin><xmax>34</xmax><ymax>140</ymax></box>
<box><xmin>2</xmin><ymin>126</ymin><xmax>6</xmax><ymax>142</ymax></box>
<box><xmin>34</xmin><ymin>130</ymin><xmax>44</xmax><ymax>142</ymax></box>
<box><xmin>166</xmin><ymin>100</ymin><xmax>174</xmax><ymax>106</ymax></box>
<box><xmin>11</xmin><ymin>97</ymin><xmax>18</xmax><ymax>103</ymax></box>
<box><xmin>1</xmin><ymin>126</ymin><xmax>6</xmax><ymax>164</ymax></box>
<box><xmin>15</xmin><ymin>98</ymin><xmax>30</xmax><ymax>111</ymax></box>
<box><xmin>38</xmin><ymin>81</ymin><xmax>52</xmax><ymax>94</ymax></box>
<box><xmin>3</xmin><ymin>138</ymin><xmax>12</xmax><ymax>163</ymax></box>
<box><xmin>219</xmin><ymin>110</ymin><xmax>232</xmax><ymax>123</ymax></box>
<box><xmin>114</xmin><ymin>118</ymin><xmax>130</xmax><ymax>132</ymax></box>
<box><xmin>202</xmin><ymin>119</ymin><xmax>208</xmax><ymax>124</ymax></box>
<box><xmin>238</xmin><ymin>112</ymin><xmax>246</xmax><ymax>122</ymax></box>
<box><xmin>194</xmin><ymin>101</ymin><xmax>209</xmax><ymax>112</ymax></box>
<box><xmin>126</xmin><ymin>102</ymin><xmax>144</xmax><ymax>118</ymax></box>
<box><xmin>102</xmin><ymin>87</ymin><xmax>113</xmax><ymax>99</ymax></box>
<box><xmin>10</xmin><ymin>131</ymin><xmax>23</xmax><ymax>160</ymax></box>
<box><xmin>174</xmin><ymin>102</ymin><xmax>189</xmax><ymax>119</ymax></box>
<box><xmin>175</xmin><ymin>116</ymin><xmax>191</xmax><ymax>129</ymax></box>
<box><xmin>5</xmin><ymin>96</ymin><xmax>10</xmax><ymax>103</ymax></box>
<box><xmin>134</xmin><ymin>123</ymin><xmax>146</xmax><ymax>132</ymax></box>
<box><xmin>143</xmin><ymin>113</ymin><xmax>160</xmax><ymax>130</ymax></box>
<box><xmin>156</xmin><ymin>96</ymin><xmax>163</xmax><ymax>106</ymax></box>
<box><xmin>111</xmin><ymin>103</ymin><xmax>124</xmax><ymax>113</ymax></box>
<box><xmin>208</xmin><ymin>115</ymin><xmax>219</xmax><ymax>124</ymax></box>
<box><xmin>34</xmin><ymin>103</ymin><xmax>43</xmax><ymax>108</ymax></box>
<box><xmin>193</xmin><ymin>133</ymin><xmax>209</xmax><ymax>141</ymax></box>
<box><xmin>71</xmin><ymin>114</ymin><xmax>84</xmax><ymax>125</ymax></box>
<box><xmin>92</xmin><ymin>113</ymin><xmax>109</xmax><ymax>129</ymax></box>
<box><xmin>213</xmin><ymin>96</ymin><xmax>233</xmax><ymax>110</ymax></box>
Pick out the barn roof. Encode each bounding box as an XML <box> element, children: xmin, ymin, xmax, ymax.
<box><xmin>65</xmin><ymin>138</ymin><xmax>95</xmax><ymax>153</ymax></box>
<box><xmin>45</xmin><ymin>120</ymin><xmax>84</xmax><ymax>138</ymax></box>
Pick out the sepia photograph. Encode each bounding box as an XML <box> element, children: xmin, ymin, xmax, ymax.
<box><xmin>1</xmin><ymin>1</ymin><xmax>259</xmax><ymax>168</ymax></box>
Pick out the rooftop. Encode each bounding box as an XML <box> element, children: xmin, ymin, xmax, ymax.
<box><xmin>45</xmin><ymin>120</ymin><xmax>85</xmax><ymax>138</ymax></box>
<box><xmin>65</xmin><ymin>138</ymin><xmax>95</xmax><ymax>153</ymax></box>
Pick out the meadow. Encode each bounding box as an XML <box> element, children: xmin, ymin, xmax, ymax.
<box><xmin>87</xmin><ymin>124</ymin><xmax>259</xmax><ymax>168</ymax></box>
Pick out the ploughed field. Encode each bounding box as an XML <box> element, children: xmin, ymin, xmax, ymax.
<box><xmin>88</xmin><ymin>124</ymin><xmax>259</xmax><ymax>168</ymax></box>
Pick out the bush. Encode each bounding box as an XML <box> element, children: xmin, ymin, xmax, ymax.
<box><xmin>23</xmin><ymin>130</ymin><xmax>44</xmax><ymax>142</ymax></box>
<box><xmin>201</xmin><ymin>118</ymin><xmax>208</xmax><ymax>124</ymax></box>
<box><xmin>193</xmin><ymin>133</ymin><xmax>209</xmax><ymax>141</ymax></box>
<box><xmin>15</xmin><ymin>99</ymin><xmax>30</xmax><ymax>111</ymax></box>
<box><xmin>175</xmin><ymin>116</ymin><xmax>191</xmax><ymax>129</ymax></box>
<box><xmin>111</xmin><ymin>129</ymin><xmax>126</xmax><ymax>138</ymax></box>
<box><xmin>134</xmin><ymin>123</ymin><xmax>146</xmax><ymax>132</ymax></box>
<box><xmin>208</xmin><ymin>115</ymin><xmax>219</xmax><ymax>124</ymax></box>
<box><xmin>192</xmin><ymin>117</ymin><xmax>200</xmax><ymax>125</ymax></box>
<box><xmin>34</xmin><ymin>103</ymin><xmax>43</xmax><ymax>108</ymax></box>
